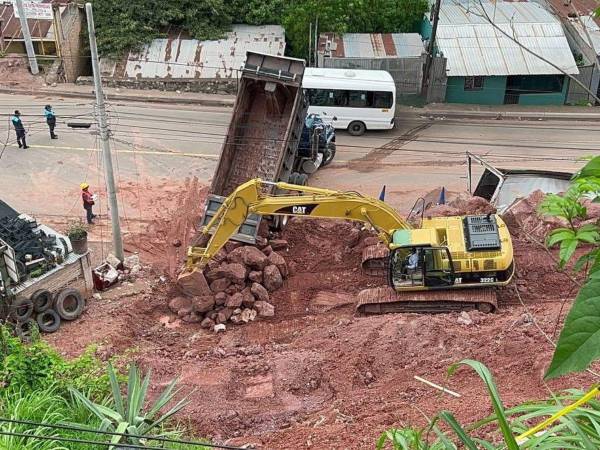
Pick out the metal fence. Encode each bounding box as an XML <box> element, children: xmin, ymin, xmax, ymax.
<box><xmin>318</xmin><ymin>55</ymin><xmax>448</xmax><ymax>108</ymax></box>
<box><xmin>566</xmin><ymin>64</ymin><xmax>598</xmax><ymax>105</ymax></box>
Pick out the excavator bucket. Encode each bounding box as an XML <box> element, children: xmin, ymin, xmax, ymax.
<box><xmin>361</xmin><ymin>245</ymin><xmax>390</xmax><ymax>277</ymax></box>
<box><xmin>356</xmin><ymin>286</ymin><xmax>497</xmax><ymax>314</ymax></box>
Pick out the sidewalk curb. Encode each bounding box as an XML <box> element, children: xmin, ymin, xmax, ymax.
<box><xmin>398</xmin><ymin>108</ymin><xmax>600</xmax><ymax>121</ymax></box>
<box><xmin>0</xmin><ymin>87</ymin><xmax>235</xmax><ymax>107</ymax></box>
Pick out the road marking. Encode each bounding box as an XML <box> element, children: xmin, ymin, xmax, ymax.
<box><xmin>6</xmin><ymin>143</ymin><xmax>220</xmax><ymax>160</ymax></box>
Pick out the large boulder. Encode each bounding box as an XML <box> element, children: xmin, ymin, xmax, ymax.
<box><xmin>255</xmin><ymin>301</ymin><xmax>275</xmax><ymax>317</ymax></box>
<box><xmin>168</xmin><ymin>296</ymin><xmax>191</xmax><ymax>314</ymax></box>
<box><xmin>216</xmin><ymin>307</ymin><xmax>234</xmax><ymax>324</ymax></box>
<box><xmin>192</xmin><ymin>295</ymin><xmax>216</xmax><ymax>314</ymax></box>
<box><xmin>177</xmin><ymin>269</ymin><xmax>212</xmax><ymax>298</ymax></box>
<box><xmin>181</xmin><ymin>312</ymin><xmax>202</xmax><ymax>323</ymax></box>
<box><xmin>225</xmin><ymin>293</ymin><xmax>244</xmax><ymax>309</ymax></box>
<box><xmin>241</xmin><ymin>287</ymin><xmax>255</xmax><ymax>308</ymax></box>
<box><xmin>241</xmin><ymin>308</ymin><xmax>257</xmax><ymax>323</ymax></box>
<box><xmin>269</xmin><ymin>239</ymin><xmax>288</xmax><ymax>251</ymax></box>
<box><xmin>263</xmin><ymin>265</ymin><xmax>283</xmax><ymax>292</ymax></box>
<box><xmin>267</xmin><ymin>251</ymin><xmax>288</xmax><ymax>278</ymax></box>
<box><xmin>225</xmin><ymin>283</ymin><xmax>245</xmax><ymax>295</ymax></box>
<box><xmin>224</xmin><ymin>241</ymin><xmax>243</xmax><ymax>253</ymax></box>
<box><xmin>248</xmin><ymin>270</ymin><xmax>263</xmax><ymax>283</ymax></box>
<box><xmin>227</xmin><ymin>246</ymin><xmax>268</xmax><ymax>270</ymax></box>
<box><xmin>209</xmin><ymin>262</ymin><xmax>247</xmax><ymax>284</ymax></box>
<box><xmin>200</xmin><ymin>317</ymin><xmax>215</xmax><ymax>329</ymax></box>
<box><xmin>215</xmin><ymin>292</ymin><xmax>227</xmax><ymax>306</ymax></box>
<box><xmin>251</xmin><ymin>282</ymin><xmax>269</xmax><ymax>302</ymax></box>
<box><xmin>210</xmin><ymin>277</ymin><xmax>231</xmax><ymax>293</ymax></box>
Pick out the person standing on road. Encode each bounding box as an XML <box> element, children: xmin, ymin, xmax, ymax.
<box><xmin>44</xmin><ymin>105</ymin><xmax>58</xmax><ymax>139</ymax></box>
<box><xmin>81</xmin><ymin>183</ymin><xmax>97</xmax><ymax>225</ymax></box>
<box><xmin>11</xmin><ymin>111</ymin><xmax>28</xmax><ymax>149</ymax></box>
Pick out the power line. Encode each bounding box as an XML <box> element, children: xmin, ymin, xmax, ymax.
<box><xmin>0</xmin><ymin>417</ymin><xmax>244</xmax><ymax>450</ymax></box>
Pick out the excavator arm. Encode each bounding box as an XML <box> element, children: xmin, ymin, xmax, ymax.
<box><xmin>187</xmin><ymin>178</ymin><xmax>411</xmax><ymax>269</ymax></box>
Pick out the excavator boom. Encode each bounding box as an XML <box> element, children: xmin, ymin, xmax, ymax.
<box><xmin>187</xmin><ymin>178</ymin><xmax>410</xmax><ymax>269</ymax></box>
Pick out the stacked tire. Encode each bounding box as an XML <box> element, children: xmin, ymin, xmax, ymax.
<box><xmin>10</xmin><ymin>288</ymin><xmax>85</xmax><ymax>336</ymax></box>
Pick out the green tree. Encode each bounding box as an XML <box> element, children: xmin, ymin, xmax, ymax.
<box><xmin>229</xmin><ymin>0</ymin><xmax>286</xmax><ymax>25</ymax></box>
<box><xmin>282</xmin><ymin>0</ymin><xmax>428</xmax><ymax>58</ymax></box>
<box><xmin>538</xmin><ymin>156</ymin><xmax>600</xmax><ymax>378</ymax></box>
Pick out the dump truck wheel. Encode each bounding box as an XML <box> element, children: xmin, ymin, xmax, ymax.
<box><xmin>347</xmin><ymin>121</ymin><xmax>366</xmax><ymax>136</ymax></box>
<box><xmin>297</xmin><ymin>173</ymin><xmax>308</xmax><ymax>186</ymax></box>
<box><xmin>55</xmin><ymin>288</ymin><xmax>85</xmax><ymax>321</ymax></box>
<box><xmin>31</xmin><ymin>289</ymin><xmax>53</xmax><ymax>313</ymax></box>
<box><xmin>321</xmin><ymin>142</ymin><xmax>336</xmax><ymax>167</ymax></box>
<box><xmin>10</xmin><ymin>298</ymin><xmax>34</xmax><ymax>322</ymax></box>
<box><xmin>36</xmin><ymin>309</ymin><xmax>61</xmax><ymax>333</ymax></box>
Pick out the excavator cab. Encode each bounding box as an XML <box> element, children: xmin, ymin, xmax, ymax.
<box><xmin>389</xmin><ymin>246</ymin><xmax>455</xmax><ymax>290</ymax></box>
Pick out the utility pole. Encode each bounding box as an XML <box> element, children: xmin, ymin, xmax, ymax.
<box><xmin>85</xmin><ymin>2</ymin><xmax>124</xmax><ymax>262</ymax></box>
<box><xmin>14</xmin><ymin>0</ymin><xmax>39</xmax><ymax>74</ymax></box>
<box><xmin>421</xmin><ymin>0</ymin><xmax>442</xmax><ymax>98</ymax></box>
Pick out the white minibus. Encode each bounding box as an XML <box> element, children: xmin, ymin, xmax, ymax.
<box><xmin>302</xmin><ymin>68</ymin><xmax>396</xmax><ymax>136</ymax></box>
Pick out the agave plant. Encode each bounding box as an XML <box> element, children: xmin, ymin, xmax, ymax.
<box><xmin>70</xmin><ymin>363</ymin><xmax>189</xmax><ymax>448</ymax></box>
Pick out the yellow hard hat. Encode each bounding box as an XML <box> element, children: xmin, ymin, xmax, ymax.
<box><xmin>80</xmin><ymin>182</ymin><xmax>89</xmax><ymax>190</ymax></box>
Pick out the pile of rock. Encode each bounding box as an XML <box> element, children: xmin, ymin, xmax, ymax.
<box><xmin>174</xmin><ymin>239</ymin><xmax>289</xmax><ymax>331</ymax></box>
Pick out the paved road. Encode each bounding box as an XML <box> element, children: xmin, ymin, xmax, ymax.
<box><xmin>0</xmin><ymin>92</ymin><xmax>593</xmax><ymax>220</ymax></box>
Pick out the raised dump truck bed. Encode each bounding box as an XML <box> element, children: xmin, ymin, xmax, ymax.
<box><xmin>202</xmin><ymin>52</ymin><xmax>308</xmax><ymax>244</ymax></box>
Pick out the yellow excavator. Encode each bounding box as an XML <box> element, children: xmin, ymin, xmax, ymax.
<box><xmin>187</xmin><ymin>179</ymin><xmax>514</xmax><ymax>314</ymax></box>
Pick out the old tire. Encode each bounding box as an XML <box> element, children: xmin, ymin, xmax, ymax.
<box><xmin>54</xmin><ymin>288</ymin><xmax>85</xmax><ymax>321</ymax></box>
<box><xmin>31</xmin><ymin>289</ymin><xmax>53</xmax><ymax>313</ymax></box>
<box><xmin>16</xmin><ymin>319</ymin><xmax>36</xmax><ymax>341</ymax></box>
<box><xmin>347</xmin><ymin>121</ymin><xmax>366</xmax><ymax>136</ymax></box>
<box><xmin>36</xmin><ymin>309</ymin><xmax>61</xmax><ymax>333</ymax></box>
<box><xmin>10</xmin><ymin>298</ymin><xmax>34</xmax><ymax>322</ymax></box>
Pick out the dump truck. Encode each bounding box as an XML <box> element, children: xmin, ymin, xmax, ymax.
<box><xmin>187</xmin><ymin>179</ymin><xmax>515</xmax><ymax>314</ymax></box>
<box><xmin>0</xmin><ymin>200</ymin><xmax>92</xmax><ymax>336</ymax></box>
<box><xmin>201</xmin><ymin>51</ymin><xmax>334</xmax><ymax>244</ymax></box>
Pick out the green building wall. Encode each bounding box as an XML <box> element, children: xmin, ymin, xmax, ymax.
<box><xmin>445</xmin><ymin>76</ymin><xmax>507</xmax><ymax>104</ymax></box>
<box><xmin>445</xmin><ymin>75</ymin><xmax>568</xmax><ymax>105</ymax></box>
<box><xmin>518</xmin><ymin>77</ymin><xmax>569</xmax><ymax>105</ymax></box>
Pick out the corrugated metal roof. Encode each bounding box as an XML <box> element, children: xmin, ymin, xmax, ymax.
<box><xmin>436</xmin><ymin>0</ymin><xmax>579</xmax><ymax>76</ymax></box>
<box><xmin>318</xmin><ymin>32</ymin><xmax>424</xmax><ymax>58</ymax></box>
<box><xmin>0</xmin><ymin>1</ymin><xmax>54</xmax><ymax>40</ymax></box>
<box><xmin>123</xmin><ymin>25</ymin><xmax>285</xmax><ymax>79</ymax></box>
<box><xmin>571</xmin><ymin>15</ymin><xmax>600</xmax><ymax>54</ymax></box>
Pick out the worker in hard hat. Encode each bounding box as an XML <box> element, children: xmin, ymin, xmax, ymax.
<box><xmin>44</xmin><ymin>105</ymin><xmax>58</xmax><ymax>139</ymax></box>
<box><xmin>81</xmin><ymin>183</ymin><xmax>97</xmax><ymax>225</ymax></box>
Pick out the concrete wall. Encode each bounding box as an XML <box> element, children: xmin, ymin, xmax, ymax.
<box><xmin>57</xmin><ymin>4</ymin><xmax>86</xmax><ymax>82</ymax></box>
<box><xmin>75</xmin><ymin>76</ymin><xmax>238</xmax><ymax>95</ymax></box>
<box><xmin>445</xmin><ymin>76</ymin><xmax>507</xmax><ymax>104</ymax></box>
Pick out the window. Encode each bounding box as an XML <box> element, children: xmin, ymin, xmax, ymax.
<box><xmin>506</xmin><ymin>75</ymin><xmax>564</xmax><ymax>93</ymax></box>
<box><xmin>306</xmin><ymin>89</ymin><xmax>393</xmax><ymax>108</ymax></box>
<box><xmin>464</xmin><ymin>76</ymin><xmax>484</xmax><ymax>91</ymax></box>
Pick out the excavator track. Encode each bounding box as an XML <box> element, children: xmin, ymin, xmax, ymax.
<box><xmin>361</xmin><ymin>245</ymin><xmax>390</xmax><ymax>277</ymax></box>
<box><xmin>356</xmin><ymin>286</ymin><xmax>497</xmax><ymax>314</ymax></box>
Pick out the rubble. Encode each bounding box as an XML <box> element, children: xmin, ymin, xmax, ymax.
<box><xmin>255</xmin><ymin>301</ymin><xmax>275</xmax><ymax>317</ymax></box>
<box><xmin>263</xmin><ymin>265</ymin><xmax>283</xmax><ymax>292</ymax></box>
<box><xmin>269</xmin><ymin>239</ymin><xmax>289</xmax><ymax>251</ymax></box>
<box><xmin>214</xmin><ymin>324</ymin><xmax>226</xmax><ymax>333</ymax></box>
<box><xmin>172</xmin><ymin>238</ymin><xmax>290</xmax><ymax>330</ymax></box>
<box><xmin>106</xmin><ymin>253</ymin><xmax>122</xmax><ymax>268</ymax></box>
<box><xmin>123</xmin><ymin>254</ymin><xmax>140</xmax><ymax>270</ymax></box>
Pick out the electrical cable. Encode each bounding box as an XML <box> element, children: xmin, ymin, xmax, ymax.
<box><xmin>0</xmin><ymin>417</ymin><xmax>245</xmax><ymax>450</ymax></box>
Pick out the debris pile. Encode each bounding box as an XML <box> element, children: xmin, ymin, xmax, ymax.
<box><xmin>423</xmin><ymin>194</ymin><xmax>497</xmax><ymax>218</ymax></box>
<box><xmin>174</xmin><ymin>238</ymin><xmax>290</xmax><ymax>331</ymax></box>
